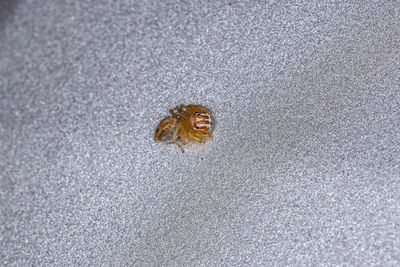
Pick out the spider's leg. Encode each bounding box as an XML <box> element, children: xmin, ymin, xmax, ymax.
<box><xmin>180</xmin><ymin>128</ymin><xmax>188</xmax><ymax>145</ymax></box>
<box><xmin>182</xmin><ymin>129</ymin><xmax>196</xmax><ymax>144</ymax></box>
<box><xmin>187</xmin><ymin>131</ymin><xmax>202</xmax><ymax>142</ymax></box>
<box><xmin>178</xmin><ymin>104</ymin><xmax>187</xmax><ymax>112</ymax></box>
<box><xmin>169</xmin><ymin>107</ymin><xmax>181</xmax><ymax>119</ymax></box>
<box><xmin>172</xmin><ymin>123</ymin><xmax>184</xmax><ymax>153</ymax></box>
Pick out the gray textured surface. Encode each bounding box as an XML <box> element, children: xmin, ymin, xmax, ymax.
<box><xmin>1</xmin><ymin>0</ymin><xmax>400</xmax><ymax>266</ymax></box>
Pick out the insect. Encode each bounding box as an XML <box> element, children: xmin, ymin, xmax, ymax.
<box><xmin>154</xmin><ymin>104</ymin><xmax>213</xmax><ymax>153</ymax></box>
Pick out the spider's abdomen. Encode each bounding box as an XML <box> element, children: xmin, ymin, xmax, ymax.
<box><xmin>192</xmin><ymin>112</ymin><xmax>211</xmax><ymax>131</ymax></box>
<box><xmin>154</xmin><ymin>117</ymin><xmax>176</xmax><ymax>142</ymax></box>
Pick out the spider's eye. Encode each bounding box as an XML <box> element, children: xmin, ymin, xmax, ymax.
<box><xmin>195</xmin><ymin>112</ymin><xmax>200</xmax><ymax>116</ymax></box>
<box><xmin>195</xmin><ymin>125</ymin><xmax>199</xmax><ymax>129</ymax></box>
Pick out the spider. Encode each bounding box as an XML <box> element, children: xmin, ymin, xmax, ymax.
<box><xmin>154</xmin><ymin>104</ymin><xmax>213</xmax><ymax>153</ymax></box>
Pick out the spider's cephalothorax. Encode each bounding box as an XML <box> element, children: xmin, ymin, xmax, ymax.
<box><xmin>154</xmin><ymin>104</ymin><xmax>213</xmax><ymax>152</ymax></box>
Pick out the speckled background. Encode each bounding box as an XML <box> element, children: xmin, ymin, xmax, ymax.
<box><xmin>1</xmin><ymin>0</ymin><xmax>400</xmax><ymax>266</ymax></box>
